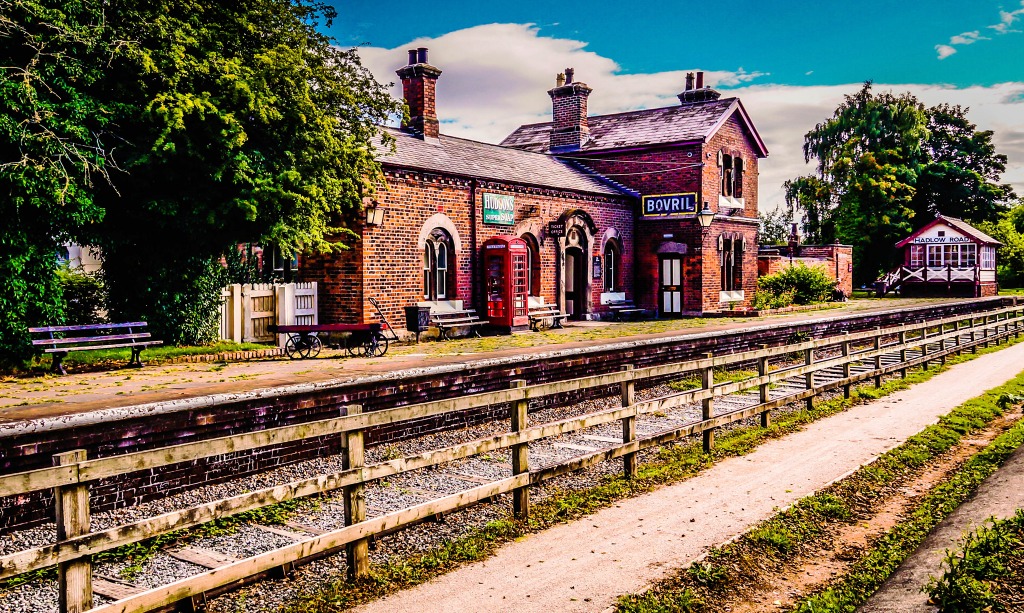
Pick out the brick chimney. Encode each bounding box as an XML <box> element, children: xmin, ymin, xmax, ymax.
<box><xmin>678</xmin><ymin>70</ymin><xmax>722</xmax><ymax>104</ymax></box>
<box><xmin>396</xmin><ymin>48</ymin><xmax>442</xmax><ymax>139</ymax></box>
<box><xmin>547</xmin><ymin>67</ymin><xmax>592</xmax><ymax>152</ymax></box>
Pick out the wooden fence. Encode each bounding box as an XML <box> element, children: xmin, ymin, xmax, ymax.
<box><xmin>218</xmin><ymin>282</ymin><xmax>317</xmax><ymax>344</ymax></box>
<box><xmin>1</xmin><ymin>306</ymin><xmax>1021</xmax><ymax>612</ymax></box>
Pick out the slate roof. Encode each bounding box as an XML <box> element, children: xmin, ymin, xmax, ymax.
<box><xmin>373</xmin><ymin>127</ymin><xmax>628</xmax><ymax>197</ymax></box>
<box><xmin>501</xmin><ymin>98</ymin><xmax>768</xmax><ymax>157</ymax></box>
<box><xmin>895</xmin><ymin>214</ymin><xmax>1002</xmax><ymax>248</ymax></box>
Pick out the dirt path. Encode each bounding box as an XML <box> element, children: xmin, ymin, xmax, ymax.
<box><xmin>354</xmin><ymin>341</ymin><xmax>1024</xmax><ymax>613</ymax></box>
<box><xmin>858</xmin><ymin>443</ymin><xmax>1024</xmax><ymax>613</ymax></box>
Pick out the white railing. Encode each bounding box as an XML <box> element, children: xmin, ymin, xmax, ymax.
<box><xmin>900</xmin><ymin>266</ymin><xmax>979</xmax><ymax>283</ymax></box>
<box><xmin>218</xmin><ymin>282</ymin><xmax>318</xmax><ymax>344</ymax></box>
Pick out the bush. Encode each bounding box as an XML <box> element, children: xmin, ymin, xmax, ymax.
<box><xmin>757</xmin><ymin>263</ymin><xmax>837</xmax><ymax>306</ymax></box>
<box><xmin>56</xmin><ymin>266</ymin><xmax>106</xmax><ymax>325</ymax></box>
<box><xmin>752</xmin><ymin>289</ymin><xmax>794</xmax><ymax>310</ymax></box>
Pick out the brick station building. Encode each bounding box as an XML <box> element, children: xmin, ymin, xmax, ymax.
<box><xmin>301</xmin><ymin>49</ymin><xmax>769</xmax><ymax>330</ymax></box>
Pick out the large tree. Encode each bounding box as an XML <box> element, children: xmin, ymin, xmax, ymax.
<box><xmin>0</xmin><ymin>1</ymin><xmax>114</xmax><ymax>362</ymax></box>
<box><xmin>90</xmin><ymin>0</ymin><xmax>399</xmax><ymax>343</ymax></box>
<box><xmin>786</xmin><ymin>83</ymin><xmax>927</xmax><ymax>284</ymax></box>
<box><xmin>1</xmin><ymin>0</ymin><xmax>400</xmax><ymax>353</ymax></box>
<box><xmin>786</xmin><ymin>84</ymin><xmax>1015</xmax><ymax>285</ymax></box>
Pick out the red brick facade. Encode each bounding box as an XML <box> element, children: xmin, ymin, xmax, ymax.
<box><xmin>302</xmin><ymin>53</ymin><xmax>771</xmax><ymax>328</ymax></box>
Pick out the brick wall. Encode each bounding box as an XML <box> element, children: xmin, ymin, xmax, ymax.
<box><xmin>758</xmin><ymin>244</ymin><xmax>855</xmax><ymax>298</ymax></box>
<box><xmin>303</xmin><ymin>167</ymin><xmax>634</xmax><ymax>326</ymax></box>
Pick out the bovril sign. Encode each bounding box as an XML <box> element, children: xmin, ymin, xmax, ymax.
<box><xmin>641</xmin><ymin>193</ymin><xmax>697</xmax><ymax>217</ymax></box>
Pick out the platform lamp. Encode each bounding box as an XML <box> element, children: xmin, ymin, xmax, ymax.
<box><xmin>696</xmin><ymin>201</ymin><xmax>715</xmax><ymax>238</ymax></box>
<box><xmin>364</xmin><ymin>199</ymin><xmax>386</xmax><ymax>227</ymax></box>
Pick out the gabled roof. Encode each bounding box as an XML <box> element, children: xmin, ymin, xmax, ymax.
<box><xmin>895</xmin><ymin>214</ymin><xmax>1002</xmax><ymax>248</ymax></box>
<box><xmin>500</xmin><ymin>98</ymin><xmax>769</xmax><ymax>157</ymax></box>
<box><xmin>374</xmin><ymin>127</ymin><xmax>628</xmax><ymax>197</ymax></box>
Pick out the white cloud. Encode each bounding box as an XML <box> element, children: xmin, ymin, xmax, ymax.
<box><xmin>356</xmin><ymin>24</ymin><xmax>1024</xmax><ymax>211</ymax></box>
<box><xmin>949</xmin><ymin>30</ymin><xmax>987</xmax><ymax>45</ymax></box>
<box><xmin>938</xmin><ymin>2</ymin><xmax>1024</xmax><ymax>58</ymax></box>
<box><xmin>989</xmin><ymin>1</ymin><xmax>1024</xmax><ymax>33</ymax></box>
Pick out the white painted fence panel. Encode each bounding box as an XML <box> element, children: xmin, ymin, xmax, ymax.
<box><xmin>217</xmin><ymin>282</ymin><xmax>318</xmax><ymax>344</ymax></box>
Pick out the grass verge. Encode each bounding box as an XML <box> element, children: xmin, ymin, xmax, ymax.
<box><xmin>280</xmin><ymin>329</ymin><xmax>1024</xmax><ymax>612</ymax></box>
<box><xmin>6</xmin><ymin>341</ymin><xmax>271</xmax><ymax>376</ymax></box>
<box><xmin>926</xmin><ymin>508</ymin><xmax>1024</xmax><ymax>611</ymax></box>
<box><xmin>615</xmin><ymin>359</ymin><xmax>1024</xmax><ymax>612</ymax></box>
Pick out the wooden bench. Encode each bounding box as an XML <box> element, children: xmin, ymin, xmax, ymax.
<box><xmin>528</xmin><ymin>304</ymin><xmax>570</xmax><ymax>331</ymax></box>
<box><xmin>29</xmin><ymin>322</ymin><xmax>162</xmax><ymax>375</ymax></box>
<box><xmin>607</xmin><ymin>300</ymin><xmax>646</xmax><ymax>321</ymax></box>
<box><xmin>431</xmin><ymin>309</ymin><xmax>484</xmax><ymax>340</ymax></box>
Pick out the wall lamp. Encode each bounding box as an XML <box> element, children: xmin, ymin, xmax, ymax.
<box><xmin>695</xmin><ymin>201</ymin><xmax>715</xmax><ymax>238</ymax></box>
<box><xmin>365</xmin><ymin>201</ymin><xmax>386</xmax><ymax>226</ymax></box>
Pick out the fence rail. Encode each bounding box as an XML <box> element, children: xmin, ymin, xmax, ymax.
<box><xmin>1</xmin><ymin>305</ymin><xmax>1021</xmax><ymax>612</ymax></box>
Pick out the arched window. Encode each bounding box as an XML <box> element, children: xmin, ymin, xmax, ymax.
<box><xmin>521</xmin><ymin>233</ymin><xmax>541</xmax><ymax>296</ymax></box>
<box><xmin>733</xmin><ymin>157</ymin><xmax>744</xmax><ymax>198</ymax></box>
<box><xmin>719</xmin><ymin>150</ymin><xmax>733</xmax><ymax>197</ymax></box>
<box><xmin>604</xmin><ymin>241</ymin><xmax>620</xmax><ymax>292</ymax></box>
<box><xmin>423</xmin><ymin>228</ymin><xmax>455</xmax><ymax>301</ymax></box>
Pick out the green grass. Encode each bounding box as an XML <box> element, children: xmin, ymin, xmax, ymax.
<box><xmin>12</xmin><ymin>341</ymin><xmax>271</xmax><ymax>375</ymax></box>
<box><xmin>281</xmin><ymin>329</ymin><xmax>1024</xmax><ymax>612</ymax></box>
<box><xmin>617</xmin><ymin>359</ymin><xmax>1024</xmax><ymax>613</ymax></box>
<box><xmin>998</xmin><ymin>288</ymin><xmax>1024</xmax><ymax>296</ymax></box>
<box><xmin>668</xmin><ymin>369</ymin><xmax>758</xmax><ymax>392</ymax></box>
<box><xmin>926</xmin><ymin>509</ymin><xmax>1024</xmax><ymax>611</ymax></box>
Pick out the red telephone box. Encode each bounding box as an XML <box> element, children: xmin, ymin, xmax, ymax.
<box><xmin>483</xmin><ymin>236</ymin><xmax>529</xmax><ymax>330</ymax></box>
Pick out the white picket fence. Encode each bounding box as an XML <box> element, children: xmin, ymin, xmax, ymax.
<box><xmin>218</xmin><ymin>282</ymin><xmax>317</xmax><ymax>345</ymax></box>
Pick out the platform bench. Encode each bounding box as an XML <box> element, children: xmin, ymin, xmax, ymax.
<box><xmin>607</xmin><ymin>300</ymin><xmax>646</xmax><ymax>321</ymax></box>
<box><xmin>30</xmin><ymin>322</ymin><xmax>162</xmax><ymax>375</ymax></box>
<box><xmin>431</xmin><ymin>310</ymin><xmax>485</xmax><ymax>340</ymax></box>
<box><xmin>528</xmin><ymin>305</ymin><xmax>570</xmax><ymax>331</ymax></box>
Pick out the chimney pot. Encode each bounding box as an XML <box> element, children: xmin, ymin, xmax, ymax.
<box><xmin>685</xmin><ymin>72</ymin><xmax>695</xmax><ymax>91</ymax></box>
<box><xmin>565</xmin><ymin>67</ymin><xmax>574</xmax><ymax>84</ymax></box>
<box><xmin>396</xmin><ymin>50</ymin><xmax>442</xmax><ymax>139</ymax></box>
<box><xmin>556</xmin><ymin>72</ymin><xmax>566</xmax><ymax>87</ymax></box>
<box><xmin>696</xmin><ymin>71</ymin><xmax>704</xmax><ymax>89</ymax></box>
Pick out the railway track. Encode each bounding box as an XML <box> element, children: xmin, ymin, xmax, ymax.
<box><xmin>0</xmin><ymin>312</ymin><xmax>1020</xmax><ymax>613</ymax></box>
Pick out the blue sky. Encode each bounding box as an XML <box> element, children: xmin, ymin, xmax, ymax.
<box><xmin>332</xmin><ymin>1</ymin><xmax>1024</xmax><ymax>87</ymax></box>
<box><xmin>328</xmin><ymin>1</ymin><xmax>1024</xmax><ymax>208</ymax></box>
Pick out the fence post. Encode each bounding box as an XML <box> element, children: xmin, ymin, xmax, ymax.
<box><xmin>898</xmin><ymin>329</ymin><xmax>908</xmax><ymax>378</ymax></box>
<box><xmin>241</xmin><ymin>284</ymin><xmax>255</xmax><ymax>343</ymax></box>
<box><xmin>275</xmin><ymin>284</ymin><xmax>297</xmax><ymax>348</ymax></box>
<box><xmin>873</xmin><ymin>327</ymin><xmax>883</xmax><ymax>387</ymax></box>
<box><xmin>841</xmin><ymin>334</ymin><xmax>852</xmax><ymax>399</ymax></box>
<box><xmin>970</xmin><ymin>318</ymin><xmax>978</xmax><ymax>354</ymax></box>
<box><xmin>54</xmin><ymin>449</ymin><xmax>92</xmax><ymax>613</ymax></box>
<box><xmin>342</xmin><ymin>405</ymin><xmax>368</xmax><ymax>579</ymax></box>
<box><xmin>229</xmin><ymin>284</ymin><xmax>243</xmax><ymax>343</ymax></box>
<box><xmin>621</xmin><ymin>365</ymin><xmax>637</xmax><ymax>479</ymax></box>
<box><xmin>511</xmin><ymin>380</ymin><xmax>530</xmax><ymax>518</ymax></box>
<box><xmin>758</xmin><ymin>344</ymin><xmax>770</xmax><ymax>428</ymax></box>
<box><xmin>983</xmin><ymin>315</ymin><xmax>991</xmax><ymax>348</ymax></box>
<box><xmin>953</xmin><ymin>320</ymin><xmax>962</xmax><ymax>356</ymax></box>
<box><xmin>804</xmin><ymin>348</ymin><xmax>815</xmax><ymax>410</ymax></box>
<box><xmin>939</xmin><ymin>323</ymin><xmax>948</xmax><ymax>365</ymax></box>
<box><xmin>922</xmin><ymin>328</ymin><xmax>931</xmax><ymax>370</ymax></box>
<box><xmin>702</xmin><ymin>354</ymin><xmax>714</xmax><ymax>453</ymax></box>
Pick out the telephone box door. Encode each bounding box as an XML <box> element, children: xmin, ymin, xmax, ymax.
<box><xmin>483</xmin><ymin>236</ymin><xmax>529</xmax><ymax>329</ymax></box>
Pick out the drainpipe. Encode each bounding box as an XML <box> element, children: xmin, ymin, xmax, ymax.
<box><xmin>470</xmin><ymin>179</ymin><xmax>478</xmax><ymax>312</ymax></box>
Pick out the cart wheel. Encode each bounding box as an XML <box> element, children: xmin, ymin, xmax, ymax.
<box><xmin>365</xmin><ymin>333</ymin><xmax>389</xmax><ymax>357</ymax></box>
<box><xmin>345</xmin><ymin>334</ymin><xmax>365</xmax><ymax>357</ymax></box>
<box><xmin>284</xmin><ymin>335</ymin><xmax>302</xmax><ymax>359</ymax></box>
<box><xmin>307</xmin><ymin>334</ymin><xmax>323</xmax><ymax>358</ymax></box>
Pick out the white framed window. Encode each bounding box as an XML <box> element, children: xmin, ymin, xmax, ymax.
<box><xmin>981</xmin><ymin>246</ymin><xmax>995</xmax><ymax>270</ymax></box>
<box><xmin>423</xmin><ymin>228</ymin><xmax>455</xmax><ymax>300</ymax></box>
<box><xmin>962</xmin><ymin>244</ymin><xmax>977</xmax><ymax>267</ymax></box>
<box><xmin>604</xmin><ymin>242</ymin><xmax>620</xmax><ymax>292</ymax></box>
<box><xmin>909</xmin><ymin>245</ymin><xmax>924</xmax><ymax>268</ymax></box>
<box><xmin>927</xmin><ymin>245</ymin><xmax>944</xmax><ymax>267</ymax></box>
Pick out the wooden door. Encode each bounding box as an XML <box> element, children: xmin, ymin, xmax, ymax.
<box><xmin>659</xmin><ymin>256</ymin><xmax>683</xmax><ymax>317</ymax></box>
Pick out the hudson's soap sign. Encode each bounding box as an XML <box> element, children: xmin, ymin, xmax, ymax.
<box><xmin>482</xmin><ymin>193</ymin><xmax>515</xmax><ymax>226</ymax></box>
<box><xmin>642</xmin><ymin>193</ymin><xmax>697</xmax><ymax>217</ymax></box>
